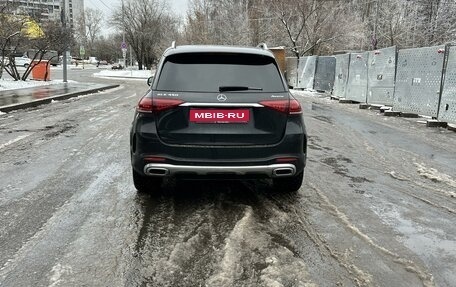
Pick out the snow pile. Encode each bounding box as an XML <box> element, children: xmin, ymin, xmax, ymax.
<box><xmin>414</xmin><ymin>162</ymin><xmax>456</xmax><ymax>190</ymax></box>
<box><xmin>93</xmin><ymin>69</ymin><xmax>153</xmax><ymax>79</ymax></box>
<box><xmin>290</xmin><ymin>89</ymin><xmax>321</xmax><ymax>98</ymax></box>
<box><xmin>0</xmin><ymin>79</ymin><xmax>72</xmax><ymax>91</ymax></box>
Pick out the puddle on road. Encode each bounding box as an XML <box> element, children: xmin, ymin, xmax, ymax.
<box><xmin>321</xmin><ymin>156</ymin><xmax>373</xmax><ymax>184</ymax></box>
<box><xmin>371</xmin><ymin>205</ymin><xmax>456</xmax><ymax>285</ymax></box>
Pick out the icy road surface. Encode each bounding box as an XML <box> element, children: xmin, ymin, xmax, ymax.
<box><xmin>0</xmin><ymin>79</ymin><xmax>455</xmax><ymax>286</ymax></box>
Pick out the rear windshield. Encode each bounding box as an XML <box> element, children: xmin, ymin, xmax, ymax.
<box><xmin>156</xmin><ymin>53</ymin><xmax>286</xmax><ymax>93</ymax></box>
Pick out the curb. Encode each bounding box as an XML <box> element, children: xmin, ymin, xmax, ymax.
<box><xmin>93</xmin><ymin>75</ymin><xmax>152</xmax><ymax>80</ymax></box>
<box><xmin>0</xmin><ymin>84</ymin><xmax>120</xmax><ymax>113</ymax></box>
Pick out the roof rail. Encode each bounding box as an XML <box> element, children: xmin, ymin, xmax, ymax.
<box><xmin>257</xmin><ymin>43</ymin><xmax>268</xmax><ymax>50</ymax></box>
<box><xmin>171</xmin><ymin>41</ymin><xmax>176</xmax><ymax>49</ymax></box>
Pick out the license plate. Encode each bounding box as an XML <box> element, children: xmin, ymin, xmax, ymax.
<box><xmin>190</xmin><ymin>109</ymin><xmax>250</xmax><ymax>123</ymax></box>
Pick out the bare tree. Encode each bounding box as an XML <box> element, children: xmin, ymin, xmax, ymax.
<box><xmin>3</xmin><ymin>20</ymin><xmax>73</xmax><ymax>81</ymax></box>
<box><xmin>268</xmin><ymin>0</ymin><xmax>362</xmax><ymax>57</ymax></box>
<box><xmin>179</xmin><ymin>0</ymin><xmax>456</xmax><ymax>56</ymax></box>
<box><xmin>0</xmin><ymin>2</ymin><xmax>27</xmax><ymax>80</ymax></box>
<box><xmin>112</xmin><ymin>0</ymin><xmax>178</xmax><ymax>70</ymax></box>
<box><xmin>184</xmin><ymin>0</ymin><xmax>277</xmax><ymax>46</ymax></box>
<box><xmin>415</xmin><ymin>0</ymin><xmax>456</xmax><ymax>46</ymax></box>
<box><xmin>184</xmin><ymin>0</ymin><xmax>214</xmax><ymax>44</ymax></box>
<box><xmin>75</xmin><ymin>8</ymin><xmax>104</xmax><ymax>57</ymax></box>
<box><xmin>93</xmin><ymin>34</ymin><xmax>123</xmax><ymax>63</ymax></box>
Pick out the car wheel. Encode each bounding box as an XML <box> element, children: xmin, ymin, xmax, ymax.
<box><xmin>132</xmin><ymin>169</ymin><xmax>163</xmax><ymax>193</ymax></box>
<box><xmin>272</xmin><ymin>171</ymin><xmax>304</xmax><ymax>192</ymax></box>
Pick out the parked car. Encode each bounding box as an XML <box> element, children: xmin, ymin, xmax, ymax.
<box><xmin>111</xmin><ymin>63</ymin><xmax>123</xmax><ymax>70</ymax></box>
<box><xmin>88</xmin><ymin>56</ymin><xmax>98</xmax><ymax>64</ymax></box>
<box><xmin>25</xmin><ymin>50</ymin><xmax>59</xmax><ymax>66</ymax></box>
<box><xmin>130</xmin><ymin>43</ymin><xmax>307</xmax><ymax>193</ymax></box>
<box><xmin>13</xmin><ymin>56</ymin><xmax>31</xmax><ymax>67</ymax></box>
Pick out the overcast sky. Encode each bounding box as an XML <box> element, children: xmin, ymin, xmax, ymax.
<box><xmin>85</xmin><ymin>0</ymin><xmax>190</xmax><ymax>34</ymax></box>
<box><xmin>85</xmin><ymin>0</ymin><xmax>189</xmax><ymax>15</ymax></box>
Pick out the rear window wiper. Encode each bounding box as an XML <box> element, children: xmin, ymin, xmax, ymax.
<box><xmin>219</xmin><ymin>86</ymin><xmax>263</xmax><ymax>92</ymax></box>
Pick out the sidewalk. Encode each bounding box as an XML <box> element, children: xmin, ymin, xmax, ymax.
<box><xmin>0</xmin><ymin>82</ymin><xmax>119</xmax><ymax>113</ymax></box>
<box><xmin>0</xmin><ymin>69</ymin><xmax>151</xmax><ymax>113</ymax></box>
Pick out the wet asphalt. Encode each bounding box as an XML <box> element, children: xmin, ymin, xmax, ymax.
<box><xmin>0</xmin><ymin>70</ymin><xmax>455</xmax><ymax>287</ymax></box>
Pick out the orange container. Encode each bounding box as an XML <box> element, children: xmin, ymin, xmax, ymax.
<box><xmin>31</xmin><ymin>60</ymin><xmax>51</xmax><ymax>81</ymax></box>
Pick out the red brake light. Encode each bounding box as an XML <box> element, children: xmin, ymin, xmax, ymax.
<box><xmin>289</xmin><ymin>99</ymin><xmax>302</xmax><ymax>114</ymax></box>
<box><xmin>144</xmin><ymin>156</ymin><xmax>167</xmax><ymax>162</ymax></box>
<box><xmin>260</xmin><ymin>100</ymin><xmax>289</xmax><ymax>113</ymax></box>
<box><xmin>276</xmin><ymin>157</ymin><xmax>298</xmax><ymax>163</ymax></box>
<box><xmin>137</xmin><ymin>97</ymin><xmax>153</xmax><ymax>112</ymax></box>
<box><xmin>152</xmin><ymin>98</ymin><xmax>184</xmax><ymax>112</ymax></box>
<box><xmin>260</xmin><ymin>98</ymin><xmax>302</xmax><ymax>115</ymax></box>
<box><xmin>137</xmin><ymin>97</ymin><xmax>184</xmax><ymax>113</ymax></box>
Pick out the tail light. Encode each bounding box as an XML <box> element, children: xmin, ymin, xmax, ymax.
<box><xmin>289</xmin><ymin>99</ymin><xmax>302</xmax><ymax>114</ymax></box>
<box><xmin>144</xmin><ymin>156</ymin><xmax>167</xmax><ymax>162</ymax></box>
<box><xmin>260</xmin><ymin>98</ymin><xmax>302</xmax><ymax>115</ymax></box>
<box><xmin>276</xmin><ymin>157</ymin><xmax>298</xmax><ymax>163</ymax></box>
<box><xmin>137</xmin><ymin>97</ymin><xmax>184</xmax><ymax>113</ymax></box>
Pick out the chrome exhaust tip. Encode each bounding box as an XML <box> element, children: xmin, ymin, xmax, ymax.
<box><xmin>145</xmin><ymin>167</ymin><xmax>169</xmax><ymax>176</ymax></box>
<box><xmin>273</xmin><ymin>168</ymin><xmax>295</xmax><ymax>177</ymax></box>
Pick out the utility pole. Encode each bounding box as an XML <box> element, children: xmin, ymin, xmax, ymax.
<box><xmin>130</xmin><ymin>46</ymin><xmax>132</xmax><ymax>69</ymax></box>
<box><xmin>373</xmin><ymin>0</ymin><xmax>379</xmax><ymax>50</ymax></box>
<box><xmin>122</xmin><ymin>0</ymin><xmax>126</xmax><ymax>68</ymax></box>
<box><xmin>61</xmin><ymin>0</ymin><xmax>68</xmax><ymax>82</ymax></box>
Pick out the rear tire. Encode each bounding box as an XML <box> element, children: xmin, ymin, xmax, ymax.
<box><xmin>272</xmin><ymin>171</ymin><xmax>304</xmax><ymax>192</ymax></box>
<box><xmin>132</xmin><ymin>169</ymin><xmax>163</xmax><ymax>193</ymax></box>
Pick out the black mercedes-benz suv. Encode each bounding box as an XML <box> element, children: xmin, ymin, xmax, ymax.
<box><xmin>130</xmin><ymin>43</ymin><xmax>307</xmax><ymax>192</ymax></box>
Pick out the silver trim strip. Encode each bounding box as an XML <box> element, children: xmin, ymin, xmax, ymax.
<box><xmin>144</xmin><ymin>163</ymin><xmax>296</xmax><ymax>177</ymax></box>
<box><xmin>179</xmin><ymin>103</ymin><xmax>264</xmax><ymax>107</ymax></box>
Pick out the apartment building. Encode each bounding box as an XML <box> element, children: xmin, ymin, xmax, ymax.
<box><xmin>2</xmin><ymin>0</ymin><xmax>84</xmax><ymax>29</ymax></box>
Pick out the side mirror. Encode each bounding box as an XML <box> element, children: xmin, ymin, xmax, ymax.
<box><xmin>147</xmin><ymin>76</ymin><xmax>154</xmax><ymax>86</ymax></box>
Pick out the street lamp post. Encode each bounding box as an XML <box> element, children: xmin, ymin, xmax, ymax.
<box><xmin>61</xmin><ymin>0</ymin><xmax>68</xmax><ymax>82</ymax></box>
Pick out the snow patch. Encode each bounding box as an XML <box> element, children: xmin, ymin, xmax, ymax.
<box><xmin>290</xmin><ymin>89</ymin><xmax>320</xmax><ymax>98</ymax></box>
<box><xmin>0</xmin><ymin>79</ymin><xmax>76</xmax><ymax>91</ymax></box>
<box><xmin>206</xmin><ymin>207</ymin><xmax>258</xmax><ymax>286</ymax></box>
<box><xmin>0</xmin><ymin>134</ymin><xmax>30</xmax><ymax>150</ymax></box>
<box><xmin>207</xmin><ymin>207</ymin><xmax>315</xmax><ymax>287</ymax></box>
<box><xmin>48</xmin><ymin>263</ymin><xmax>72</xmax><ymax>287</ymax></box>
<box><xmin>151</xmin><ymin>233</ymin><xmax>203</xmax><ymax>284</ymax></box>
<box><xmin>414</xmin><ymin>162</ymin><xmax>456</xmax><ymax>190</ymax></box>
<box><xmin>260</xmin><ymin>248</ymin><xmax>317</xmax><ymax>287</ymax></box>
<box><xmin>387</xmin><ymin>171</ymin><xmax>409</xmax><ymax>182</ymax></box>
<box><xmin>93</xmin><ymin>69</ymin><xmax>153</xmax><ymax>79</ymax></box>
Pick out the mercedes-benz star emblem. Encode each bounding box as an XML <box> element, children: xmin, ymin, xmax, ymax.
<box><xmin>217</xmin><ymin>94</ymin><xmax>227</xmax><ymax>102</ymax></box>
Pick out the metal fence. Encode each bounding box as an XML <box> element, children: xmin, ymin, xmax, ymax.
<box><xmin>333</xmin><ymin>54</ymin><xmax>350</xmax><ymax>99</ymax></box>
<box><xmin>393</xmin><ymin>45</ymin><xmax>446</xmax><ymax>117</ymax></box>
<box><xmin>288</xmin><ymin>43</ymin><xmax>456</xmax><ymax>125</ymax></box>
<box><xmin>367</xmin><ymin>46</ymin><xmax>397</xmax><ymax>106</ymax></box>
<box><xmin>313</xmin><ymin>56</ymin><xmax>336</xmax><ymax>93</ymax></box>
<box><xmin>438</xmin><ymin>45</ymin><xmax>456</xmax><ymax>124</ymax></box>
<box><xmin>296</xmin><ymin>56</ymin><xmax>317</xmax><ymax>89</ymax></box>
<box><xmin>346</xmin><ymin>52</ymin><xmax>369</xmax><ymax>102</ymax></box>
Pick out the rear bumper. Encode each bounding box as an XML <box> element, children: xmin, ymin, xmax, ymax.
<box><xmin>143</xmin><ymin>163</ymin><xmax>296</xmax><ymax>177</ymax></box>
<box><xmin>130</xmin><ymin>112</ymin><xmax>307</xmax><ymax>179</ymax></box>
